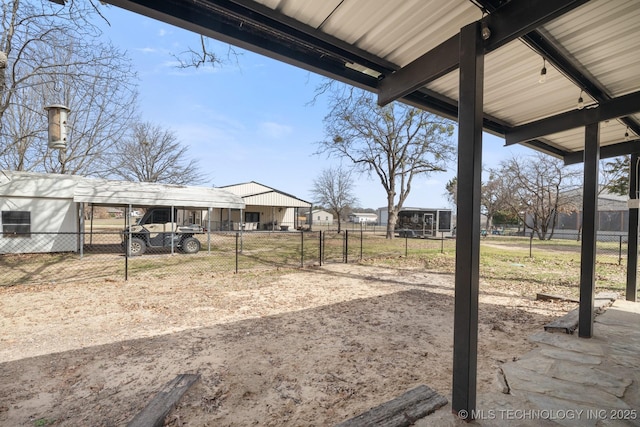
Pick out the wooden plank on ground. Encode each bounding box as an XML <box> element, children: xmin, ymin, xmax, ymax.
<box><xmin>335</xmin><ymin>384</ymin><xmax>447</xmax><ymax>427</ymax></box>
<box><xmin>544</xmin><ymin>308</ymin><xmax>579</xmax><ymax>334</ymax></box>
<box><xmin>127</xmin><ymin>373</ymin><xmax>200</xmax><ymax>427</ymax></box>
<box><xmin>536</xmin><ymin>293</ymin><xmax>579</xmax><ymax>303</ymax></box>
<box><xmin>544</xmin><ymin>292</ymin><xmax>618</xmax><ymax>334</ymax></box>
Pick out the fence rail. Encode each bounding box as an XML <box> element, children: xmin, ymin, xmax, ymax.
<box><xmin>0</xmin><ymin>230</ymin><xmax>632</xmax><ymax>286</ymax></box>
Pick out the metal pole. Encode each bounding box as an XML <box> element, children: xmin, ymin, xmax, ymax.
<box><xmin>235</xmin><ymin>232</ymin><xmax>239</xmax><ymax>273</ymax></box>
<box><xmin>579</xmin><ymin>122</ymin><xmax>600</xmax><ymax>338</ymax></box>
<box><xmin>319</xmin><ymin>230</ymin><xmax>323</xmax><ymax>266</ymax></box>
<box><xmin>619</xmin><ymin>235</ymin><xmax>623</xmax><ymax>265</ymax></box>
<box><xmin>360</xmin><ymin>222</ymin><xmax>363</xmax><ymax>260</ymax></box>
<box><xmin>530</xmin><ymin>232</ymin><xmax>533</xmax><ymax>258</ymax></box>
<box><xmin>89</xmin><ymin>204</ymin><xmax>94</xmax><ymax>246</ymax></box>
<box><xmin>441</xmin><ymin>232</ymin><xmax>444</xmax><ymax>253</ymax></box>
<box><xmin>344</xmin><ymin>230</ymin><xmax>348</xmax><ymax>263</ymax></box>
<box><xmin>170</xmin><ymin>206</ymin><xmax>175</xmax><ymax>255</ymax></box>
<box><xmin>126</xmin><ymin>204</ymin><xmax>131</xmax><ymax>281</ymax></box>
<box><xmin>627</xmin><ymin>153</ymin><xmax>639</xmax><ymax>302</ymax></box>
<box><xmin>79</xmin><ymin>204</ymin><xmax>84</xmax><ymax>259</ymax></box>
<box><xmin>301</xmin><ymin>231</ymin><xmax>304</xmax><ymax>267</ymax></box>
<box><xmin>452</xmin><ymin>21</ymin><xmax>483</xmax><ymax>420</ymax></box>
<box><xmin>207</xmin><ymin>207</ymin><xmax>212</xmax><ymax>254</ymax></box>
<box><xmin>405</xmin><ymin>234</ymin><xmax>408</xmax><ymax>257</ymax></box>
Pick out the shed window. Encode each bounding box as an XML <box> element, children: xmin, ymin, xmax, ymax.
<box><xmin>2</xmin><ymin>211</ymin><xmax>31</xmax><ymax>238</ymax></box>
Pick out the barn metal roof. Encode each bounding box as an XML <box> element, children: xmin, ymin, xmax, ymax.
<box><xmin>102</xmin><ymin>0</ymin><xmax>640</xmax><ymax>163</ymax></box>
<box><xmin>219</xmin><ymin>181</ymin><xmax>312</xmax><ymax>207</ymax></box>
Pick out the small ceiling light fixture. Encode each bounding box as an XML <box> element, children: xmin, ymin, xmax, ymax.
<box><xmin>538</xmin><ymin>59</ymin><xmax>547</xmax><ymax>84</ymax></box>
<box><xmin>481</xmin><ymin>21</ymin><xmax>491</xmax><ymax>40</ymax></box>
<box><xmin>625</xmin><ymin>127</ymin><xmax>631</xmax><ymax>141</ymax></box>
<box><xmin>577</xmin><ymin>90</ymin><xmax>584</xmax><ymax>110</ymax></box>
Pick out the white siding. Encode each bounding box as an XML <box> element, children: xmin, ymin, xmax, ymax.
<box><xmin>0</xmin><ymin>197</ymin><xmax>78</xmax><ymax>254</ymax></box>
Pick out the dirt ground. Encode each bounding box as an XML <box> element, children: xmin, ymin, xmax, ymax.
<box><xmin>0</xmin><ymin>262</ymin><xmax>576</xmax><ymax>426</ymax></box>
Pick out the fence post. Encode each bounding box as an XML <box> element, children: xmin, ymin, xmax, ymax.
<box><xmin>301</xmin><ymin>231</ymin><xmax>304</xmax><ymax>268</ymax></box>
<box><xmin>529</xmin><ymin>232</ymin><xmax>534</xmax><ymax>258</ymax></box>
<box><xmin>405</xmin><ymin>234</ymin><xmax>408</xmax><ymax>257</ymax></box>
<box><xmin>125</xmin><ymin>204</ymin><xmax>131</xmax><ymax>281</ymax></box>
<box><xmin>619</xmin><ymin>235</ymin><xmax>623</xmax><ymax>265</ymax></box>
<box><xmin>235</xmin><ymin>232</ymin><xmax>239</xmax><ymax>274</ymax></box>
<box><xmin>441</xmin><ymin>231</ymin><xmax>444</xmax><ymax>254</ymax></box>
<box><xmin>360</xmin><ymin>224</ymin><xmax>363</xmax><ymax>260</ymax></box>
<box><xmin>319</xmin><ymin>230</ymin><xmax>323</xmax><ymax>266</ymax></box>
<box><xmin>344</xmin><ymin>230</ymin><xmax>348</xmax><ymax>263</ymax></box>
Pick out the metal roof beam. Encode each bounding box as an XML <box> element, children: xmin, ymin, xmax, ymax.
<box><xmin>102</xmin><ymin>0</ymin><xmax>387</xmax><ymax>90</ymax></box>
<box><xmin>377</xmin><ymin>0</ymin><xmax>589</xmax><ymax>106</ymax></box>
<box><xmin>506</xmin><ymin>90</ymin><xmax>640</xmax><ymax>145</ymax></box>
<box><xmin>564</xmin><ymin>139</ymin><xmax>640</xmax><ymax>165</ymax></box>
<box><xmin>522</xmin><ymin>31</ymin><xmax>640</xmax><ymax>138</ymax></box>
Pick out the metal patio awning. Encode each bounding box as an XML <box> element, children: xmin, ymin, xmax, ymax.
<box><xmin>101</xmin><ymin>0</ymin><xmax>640</xmax><ymax>162</ymax></box>
<box><xmin>73</xmin><ymin>177</ymin><xmax>245</xmax><ymax>209</ymax></box>
<box><xmin>94</xmin><ymin>0</ymin><xmax>640</xmax><ymax>422</ymax></box>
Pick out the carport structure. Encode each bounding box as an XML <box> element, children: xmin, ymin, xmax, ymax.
<box><xmin>99</xmin><ymin>0</ymin><xmax>640</xmax><ymax>420</ymax></box>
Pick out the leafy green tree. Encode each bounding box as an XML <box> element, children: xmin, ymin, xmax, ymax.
<box><xmin>601</xmin><ymin>155</ymin><xmax>629</xmax><ymax>196</ymax></box>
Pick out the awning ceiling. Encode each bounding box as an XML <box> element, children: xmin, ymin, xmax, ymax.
<box><xmin>101</xmin><ymin>0</ymin><xmax>640</xmax><ymax>163</ymax></box>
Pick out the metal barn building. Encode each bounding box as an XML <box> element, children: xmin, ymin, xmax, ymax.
<box><xmin>219</xmin><ymin>181</ymin><xmax>312</xmax><ymax>230</ymax></box>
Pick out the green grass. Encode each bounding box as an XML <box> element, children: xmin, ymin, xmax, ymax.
<box><xmin>1</xmin><ymin>232</ymin><xmax>634</xmax><ymax>299</ymax></box>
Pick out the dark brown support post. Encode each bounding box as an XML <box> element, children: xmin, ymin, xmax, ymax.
<box><xmin>452</xmin><ymin>21</ymin><xmax>483</xmax><ymax>420</ymax></box>
<box><xmin>579</xmin><ymin>122</ymin><xmax>599</xmax><ymax>338</ymax></box>
<box><xmin>627</xmin><ymin>153</ymin><xmax>639</xmax><ymax>301</ymax></box>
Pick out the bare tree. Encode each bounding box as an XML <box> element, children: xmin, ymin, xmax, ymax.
<box><xmin>311</xmin><ymin>166</ymin><xmax>358</xmax><ymax>233</ymax></box>
<box><xmin>110</xmin><ymin>121</ymin><xmax>205</xmax><ymax>185</ymax></box>
<box><xmin>317</xmin><ymin>87</ymin><xmax>455</xmax><ymax>238</ymax></box>
<box><xmin>500</xmin><ymin>153</ymin><xmax>581</xmax><ymax>240</ymax></box>
<box><xmin>0</xmin><ymin>0</ymin><xmax>137</xmax><ymax>175</ymax></box>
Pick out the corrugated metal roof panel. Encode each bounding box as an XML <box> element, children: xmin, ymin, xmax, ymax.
<box><xmin>106</xmin><ymin>0</ymin><xmax>640</xmax><ymax>158</ymax></box>
<box><xmin>220</xmin><ymin>182</ymin><xmax>272</xmax><ymax>197</ymax></box>
<box><xmin>221</xmin><ymin>181</ymin><xmax>311</xmax><ymax>206</ymax></box>
<box><xmin>74</xmin><ymin>179</ymin><xmax>245</xmax><ymax>209</ymax></box>
<box><xmin>0</xmin><ymin>170</ymin><xmax>81</xmax><ymax>199</ymax></box>
<box><xmin>316</xmin><ymin>0</ymin><xmax>477</xmax><ymax>67</ymax></box>
<box><xmin>244</xmin><ymin>192</ymin><xmax>310</xmax><ymax>207</ymax></box>
<box><xmin>0</xmin><ymin>171</ymin><xmax>245</xmax><ymax>208</ymax></box>
<box><xmin>541</xmin><ymin>0</ymin><xmax>640</xmax><ymax>97</ymax></box>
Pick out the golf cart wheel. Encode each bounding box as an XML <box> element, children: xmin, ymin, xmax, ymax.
<box><xmin>181</xmin><ymin>236</ymin><xmax>201</xmax><ymax>254</ymax></box>
<box><xmin>127</xmin><ymin>237</ymin><xmax>146</xmax><ymax>256</ymax></box>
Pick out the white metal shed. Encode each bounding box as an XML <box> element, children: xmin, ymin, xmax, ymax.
<box><xmin>0</xmin><ymin>170</ymin><xmax>245</xmax><ymax>254</ymax></box>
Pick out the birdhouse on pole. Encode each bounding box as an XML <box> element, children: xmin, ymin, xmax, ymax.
<box><xmin>44</xmin><ymin>104</ymin><xmax>70</xmax><ymax>150</ymax></box>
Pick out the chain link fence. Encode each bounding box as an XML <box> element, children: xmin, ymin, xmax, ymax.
<box><xmin>487</xmin><ymin>233</ymin><xmax>630</xmax><ymax>265</ymax></box>
<box><xmin>0</xmin><ymin>229</ymin><xmax>634</xmax><ymax>286</ymax></box>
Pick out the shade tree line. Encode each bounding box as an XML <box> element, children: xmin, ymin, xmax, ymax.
<box><xmin>445</xmin><ymin>153</ymin><xmax>631</xmax><ymax>240</ymax></box>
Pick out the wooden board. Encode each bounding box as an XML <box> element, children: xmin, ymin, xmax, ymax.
<box><xmin>544</xmin><ymin>308</ymin><xmax>579</xmax><ymax>334</ymax></box>
<box><xmin>536</xmin><ymin>293</ymin><xmax>579</xmax><ymax>303</ymax></box>
<box><xmin>544</xmin><ymin>292</ymin><xmax>618</xmax><ymax>334</ymax></box>
<box><xmin>335</xmin><ymin>384</ymin><xmax>447</xmax><ymax>427</ymax></box>
<box><xmin>127</xmin><ymin>373</ymin><xmax>200</xmax><ymax>427</ymax></box>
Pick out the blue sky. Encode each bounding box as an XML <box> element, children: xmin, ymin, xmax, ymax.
<box><xmin>97</xmin><ymin>6</ymin><xmax>530</xmax><ymax>209</ymax></box>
